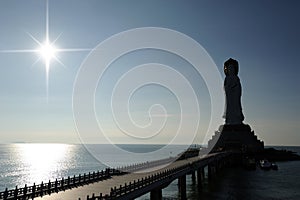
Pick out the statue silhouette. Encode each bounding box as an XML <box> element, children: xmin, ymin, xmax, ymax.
<box><xmin>208</xmin><ymin>58</ymin><xmax>264</xmax><ymax>153</ymax></box>
<box><xmin>223</xmin><ymin>58</ymin><xmax>244</xmax><ymax>124</ymax></box>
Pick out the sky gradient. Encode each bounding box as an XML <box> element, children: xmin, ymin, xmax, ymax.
<box><xmin>0</xmin><ymin>0</ymin><xmax>299</xmax><ymax>145</ymax></box>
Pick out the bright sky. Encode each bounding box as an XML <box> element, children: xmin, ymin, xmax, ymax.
<box><xmin>0</xmin><ymin>0</ymin><xmax>299</xmax><ymax>145</ymax></box>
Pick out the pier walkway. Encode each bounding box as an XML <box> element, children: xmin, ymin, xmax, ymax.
<box><xmin>0</xmin><ymin>152</ymin><xmax>236</xmax><ymax>200</ymax></box>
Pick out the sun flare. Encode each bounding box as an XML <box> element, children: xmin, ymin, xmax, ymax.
<box><xmin>39</xmin><ymin>41</ymin><xmax>57</xmax><ymax>62</ymax></box>
<box><xmin>0</xmin><ymin>0</ymin><xmax>91</xmax><ymax>101</ymax></box>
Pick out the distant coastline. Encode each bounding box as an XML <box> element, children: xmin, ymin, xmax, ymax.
<box><xmin>2</xmin><ymin>142</ymin><xmax>300</xmax><ymax>146</ymax></box>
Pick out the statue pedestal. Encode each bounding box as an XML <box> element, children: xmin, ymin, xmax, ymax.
<box><xmin>208</xmin><ymin>124</ymin><xmax>264</xmax><ymax>153</ymax></box>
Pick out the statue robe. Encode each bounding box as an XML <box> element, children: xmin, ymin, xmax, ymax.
<box><xmin>223</xmin><ymin>74</ymin><xmax>244</xmax><ymax>124</ymax></box>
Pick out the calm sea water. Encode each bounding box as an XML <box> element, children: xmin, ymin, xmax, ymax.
<box><xmin>0</xmin><ymin>144</ymin><xmax>299</xmax><ymax>200</ymax></box>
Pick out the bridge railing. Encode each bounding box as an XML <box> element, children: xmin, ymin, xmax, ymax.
<box><xmin>0</xmin><ymin>155</ymin><xmax>179</xmax><ymax>200</ymax></box>
<box><xmin>86</xmin><ymin>163</ymin><xmax>191</xmax><ymax>200</ymax></box>
<box><xmin>0</xmin><ymin>168</ymin><xmax>124</xmax><ymax>200</ymax></box>
<box><xmin>116</xmin><ymin>156</ymin><xmax>177</xmax><ymax>172</ymax></box>
<box><xmin>0</xmin><ymin>156</ymin><xmax>177</xmax><ymax>200</ymax></box>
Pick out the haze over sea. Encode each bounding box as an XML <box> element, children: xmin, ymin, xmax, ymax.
<box><xmin>0</xmin><ymin>144</ymin><xmax>300</xmax><ymax>199</ymax></box>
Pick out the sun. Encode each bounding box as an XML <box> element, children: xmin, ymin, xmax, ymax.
<box><xmin>39</xmin><ymin>40</ymin><xmax>57</xmax><ymax>62</ymax></box>
<box><xmin>37</xmin><ymin>39</ymin><xmax>58</xmax><ymax>75</ymax></box>
<box><xmin>0</xmin><ymin>0</ymin><xmax>91</xmax><ymax>101</ymax></box>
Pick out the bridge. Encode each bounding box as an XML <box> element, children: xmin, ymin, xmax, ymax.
<box><xmin>0</xmin><ymin>151</ymin><xmax>238</xmax><ymax>200</ymax></box>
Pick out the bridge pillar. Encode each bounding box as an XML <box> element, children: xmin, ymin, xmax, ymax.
<box><xmin>150</xmin><ymin>188</ymin><xmax>162</xmax><ymax>200</ymax></box>
<box><xmin>208</xmin><ymin>164</ymin><xmax>215</xmax><ymax>180</ymax></box>
<box><xmin>178</xmin><ymin>175</ymin><xmax>187</xmax><ymax>200</ymax></box>
<box><xmin>217</xmin><ymin>159</ymin><xmax>224</xmax><ymax>173</ymax></box>
<box><xmin>197</xmin><ymin>167</ymin><xmax>204</xmax><ymax>189</ymax></box>
<box><xmin>215</xmin><ymin>161</ymin><xmax>219</xmax><ymax>174</ymax></box>
<box><xmin>191</xmin><ymin>171</ymin><xmax>196</xmax><ymax>184</ymax></box>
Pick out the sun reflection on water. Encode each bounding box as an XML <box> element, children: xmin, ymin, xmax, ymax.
<box><xmin>15</xmin><ymin>144</ymin><xmax>71</xmax><ymax>185</ymax></box>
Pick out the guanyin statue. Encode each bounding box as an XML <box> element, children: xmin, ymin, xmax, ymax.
<box><xmin>223</xmin><ymin>58</ymin><xmax>244</xmax><ymax>124</ymax></box>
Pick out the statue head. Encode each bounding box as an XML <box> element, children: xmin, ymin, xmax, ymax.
<box><xmin>224</xmin><ymin>58</ymin><xmax>239</xmax><ymax>76</ymax></box>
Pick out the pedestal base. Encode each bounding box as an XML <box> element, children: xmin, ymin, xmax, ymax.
<box><xmin>208</xmin><ymin>124</ymin><xmax>264</xmax><ymax>153</ymax></box>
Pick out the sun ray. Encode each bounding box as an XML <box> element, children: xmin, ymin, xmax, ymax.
<box><xmin>46</xmin><ymin>0</ymin><xmax>49</xmax><ymax>43</ymax></box>
<box><xmin>46</xmin><ymin>59</ymin><xmax>50</xmax><ymax>102</ymax></box>
<box><xmin>30</xmin><ymin>57</ymin><xmax>42</xmax><ymax>69</ymax></box>
<box><xmin>45</xmin><ymin>0</ymin><xmax>50</xmax><ymax>99</ymax></box>
<box><xmin>52</xmin><ymin>55</ymin><xmax>67</xmax><ymax>68</ymax></box>
<box><xmin>0</xmin><ymin>49</ymin><xmax>38</xmax><ymax>53</ymax></box>
<box><xmin>52</xmin><ymin>32</ymin><xmax>62</xmax><ymax>45</ymax></box>
<box><xmin>56</xmin><ymin>48</ymin><xmax>93</xmax><ymax>52</ymax></box>
<box><xmin>26</xmin><ymin>32</ymin><xmax>43</xmax><ymax>46</ymax></box>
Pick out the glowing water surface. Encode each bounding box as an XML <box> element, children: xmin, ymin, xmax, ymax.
<box><xmin>15</xmin><ymin>144</ymin><xmax>69</xmax><ymax>184</ymax></box>
<box><xmin>0</xmin><ymin>144</ymin><xmax>103</xmax><ymax>189</ymax></box>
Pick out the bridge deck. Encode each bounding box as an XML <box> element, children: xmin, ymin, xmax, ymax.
<box><xmin>33</xmin><ymin>155</ymin><xmax>213</xmax><ymax>200</ymax></box>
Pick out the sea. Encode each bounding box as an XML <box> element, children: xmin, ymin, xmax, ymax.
<box><xmin>0</xmin><ymin>144</ymin><xmax>300</xmax><ymax>200</ymax></box>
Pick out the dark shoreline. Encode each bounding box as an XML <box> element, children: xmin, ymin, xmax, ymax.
<box><xmin>245</xmin><ymin>146</ymin><xmax>300</xmax><ymax>162</ymax></box>
<box><xmin>248</xmin><ymin>147</ymin><xmax>300</xmax><ymax>162</ymax></box>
